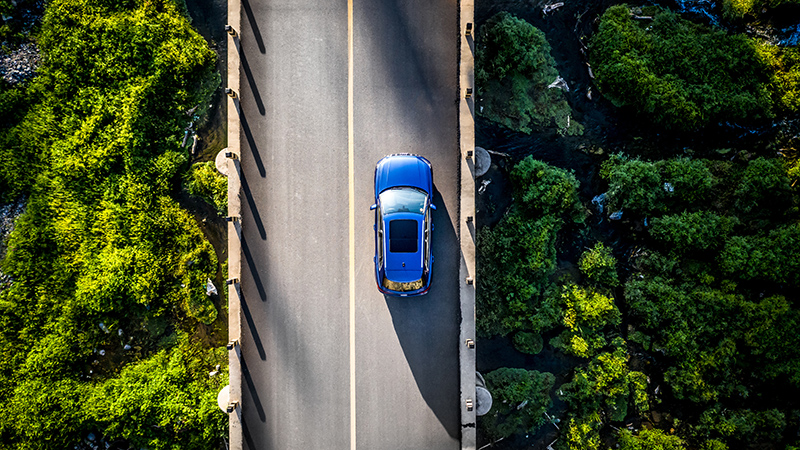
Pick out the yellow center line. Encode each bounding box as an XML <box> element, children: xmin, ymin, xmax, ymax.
<box><xmin>348</xmin><ymin>0</ymin><xmax>356</xmax><ymax>448</ymax></box>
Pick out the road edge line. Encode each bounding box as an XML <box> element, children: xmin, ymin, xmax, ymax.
<box><xmin>348</xmin><ymin>0</ymin><xmax>357</xmax><ymax>448</ymax></box>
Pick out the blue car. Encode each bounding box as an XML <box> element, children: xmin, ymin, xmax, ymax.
<box><xmin>371</xmin><ymin>154</ymin><xmax>435</xmax><ymax>296</ymax></box>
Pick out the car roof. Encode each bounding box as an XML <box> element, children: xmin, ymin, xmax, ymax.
<box><xmin>382</xmin><ymin>213</ymin><xmax>424</xmax><ymax>283</ymax></box>
<box><xmin>375</xmin><ymin>154</ymin><xmax>432</xmax><ymax>197</ymax></box>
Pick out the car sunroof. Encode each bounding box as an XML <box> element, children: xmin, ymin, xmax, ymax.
<box><xmin>389</xmin><ymin>219</ymin><xmax>418</xmax><ymax>253</ymax></box>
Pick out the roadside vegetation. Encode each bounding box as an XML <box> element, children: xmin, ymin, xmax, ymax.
<box><xmin>476</xmin><ymin>12</ymin><xmax>583</xmax><ymax>135</ymax></box>
<box><xmin>475</xmin><ymin>4</ymin><xmax>800</xmax><ymax>450</ymax></box>
<box><xmin>0</xmin><ymin>0</ymin><xmax>227</xmax><ymax>448</ymax></box>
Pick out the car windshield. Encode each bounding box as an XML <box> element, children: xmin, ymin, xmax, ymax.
<box><xmin>379</xmin><ymin>187</ymin><xmax>427</xmax><ymax>215</ymax></box>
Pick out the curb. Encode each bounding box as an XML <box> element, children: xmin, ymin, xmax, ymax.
<box><xmin>458</xmin><ymin>0</ymin><xmax>477</xmax><ymax>448</ymax></box>
<box><xmin>225</xmin><ymin>0</ymin><xmax>244</xmax><ymax>449</ymax></box>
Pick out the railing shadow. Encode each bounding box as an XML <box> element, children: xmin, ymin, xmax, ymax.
<box><xmin>241</xmin><ymin>169</ymin><xmax>267</xmax><ymax>240</ymax></box>
<box><xmin>241</xmin><ymin>0</ymin><xmax>266</xmax><ymax>54</ymax></box>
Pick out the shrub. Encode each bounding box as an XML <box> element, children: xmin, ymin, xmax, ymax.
<box><xmin>734</xmin><ymin>157</ymin><xmax>793</xmax><ymax>215</ymax></box>
<box><xmin>476</xmin><ymin>12</ymin><xmax>582</xmax><ymax>135</ymax></box>
<box><xmin>185</xmin><ymin>161</ymin><xmax>228</xmax><ymax>215</ymax></box>
<box><xmin>0</xmin><ymin>0</ymin><xmax>224</xmax><ymax>446</ymax></box>
<box><xmin>579</xmin><ymin>243</ymin><xmax>619</xmax><ymax>286</ymax></box>
<box><xmin>511</xmin><ymin>156</ymin><xmax>584</xmax><ymax>222</ymax></box>
<box><xmin>513</xmin><ymin>331</ymin><xmax>544</xmax><ymax>355</ymax></box>
<box><xmin>480</xmin><ymin>368</ymin><xmax>555</xmax><ymax>440</ymax></box>
<box><xmin>590</xmin><ymin>6</ymin><xmax>773</xmax><ymax>130</ymax></box>
<box><xmin>601</xmin><ymin>154</ymin><xmax>663</xmax><ymax>214</ymax></box>
<box><xmin>477</xmin><ymin>210</ymin><xmax>562</xmax><ymax>336</ymax></box>
<box><xmin>551</xmin><ymin>283</ymin><xmax>621</xmax><ymax>358</ymax></box>
<box><xmin>559</xmin><ymin>338</ymin><xmax>632</xmax><ymax>420</ymax></box>
<box><xmin>650</xmin><ymin>211</ymin><xmax>738</xmax><ymax>255</ymax></box>
<box><xmin>720</xmin><ymin>223</ymin><xmax>800</xmax><ymax>285</ymax></box>
<box><xmin>618</xmin><ymin>429</ymin><xmax>686</xmax><ymax>450</ymax></box>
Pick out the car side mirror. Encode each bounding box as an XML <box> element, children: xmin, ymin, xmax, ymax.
<box><xmin>430</xmin><ymin>204</ymin><xmax>437</xmax><ymax>210</ymax></box>
<box><xmin>370</xmin><ymin>204</ymin><xmax>377</xmax><ymax>210</ymax></box>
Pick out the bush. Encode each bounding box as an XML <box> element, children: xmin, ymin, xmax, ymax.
<box><xmin>590</xmin><ymin>6</ymin><xmax>773</xmax><ymax>130</ymax></box>
<box><xmin>513</xmin><ymin>331</ymin><xmax>544</xmax><ymax>355</ymax></box>
<box><xmin>720</xmin><ymin>223</ymin><xmax>800</xmax><ymax>285</ymax></box>
<box><xmin>0</xmin><ymin>0</ymin><xmax>224</xmax><ymax>446</ymax></box>
<box><xmin>557</xmin><ymin>413</ymin><xmax>602</xmax><ymax>450</ymax></box>
<box><xmin>579</xmin><ymin>243</ymin><xmax>619</xmax><ymax>286</ymax></box>
<box><xmin>734</xmin><ymin>157</ymin><xmax>794</xmax><ymax>215</ymax></box>
<box><xmin>650</xmin><ymin>211</ymin><xmax>738</xmax><ymax>255</ymax></box>
<box><xmin>550</xmin><ymin>283</ymin><xmax>621</xmax><ymax>358</ymax></box>
<box><xmin>722</xmin><ymin>0</ymin><xmax>800</xmax><ymax>20</ymax></box>
<box><xmin>696</xmin><ymin>405</ymin><xmax>786</xmax><ymax>446</ymax></box>
<box><xmin>185</xmin><ymin>161</ymin><xmax>228</xmax><ymax>215</ymax></box>
<box><xmin>618</xmin><ymin>429</ymin><xmax>686</xmax><ymax>450</ymax></box>
<box><xmin>559</xmin><ymin>338</ymin><xmax>632</xmax><ymax>421</ymax></box>
<box><xmin>511</xmin><ymin>156</ymin><xmax>584</xmax><ymax>222</ymax></box>
<box><xmin>480</xmin><ymin>368</ymin><xmax>555</xmax><ymax>440</ymax></box>
<box><xmin>476</xmin><ymin>12</ymin><xmax>582</xmax><ymax>135</ymax></box>
<box><xmin>477</xmin><ymin>210</ymin><xmax>562</xmax><ymax>336</ymax></box>
<box><xmin>601</xmin><ymin>155</ymin><xmax>719</xmax><ymax>216</ymax></box>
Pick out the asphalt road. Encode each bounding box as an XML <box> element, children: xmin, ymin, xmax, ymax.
<box><xmin>236</xmin><ymin>0</ymin><xmax>460</xmax><ymax>448</ymax></box>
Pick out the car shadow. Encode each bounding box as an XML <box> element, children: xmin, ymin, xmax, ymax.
<box><xmin>384</xmin><ymin>187</ymin><xmax>460</xmax><ymax>439</ymax></box>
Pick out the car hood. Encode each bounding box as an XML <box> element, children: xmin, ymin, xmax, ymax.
<box><xmin>375</xmin><ymin>155</ymin><xmax>432</xmax><ymax>196</ymax></box>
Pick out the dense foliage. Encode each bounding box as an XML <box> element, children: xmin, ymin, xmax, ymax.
<box><xmin>480</xmin><ymin>368</ymin><xmax>555</xmax><ymax>440</ymax></box>
<box><xmin>185</xmin><ymin>161</ymin><xmax>228</xmax><ymax>215</ymax></box>
<box><xmin>589</xmin><ymin>5</ymin><xmax>800</xmax><ymax>130</ymax></box>
<box><xmin>475</xmin><ymin>12</ymin><xmax>583</xmax><ymax>135</ymax></box>
<box><xmin>477</xmin><ymin>3</ymin><xmax>800</xmax><ymax>448</ymax></box>
<box><xmin>722</xmin><ymin>0</ymin><xmax>800</xmax><ymax>20</ymax></box>
<box><xmin>0</xmin><ymin>0</ymin><xmax>226</xmax><ymax>447</ymax></box>
<box><xmin>477</xmin><ymin>156</ymin><xmax>584</xmax><ymax>337</ymax></box>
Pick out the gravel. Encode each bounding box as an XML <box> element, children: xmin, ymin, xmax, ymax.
<box><xmin>0</xmin><ymin>41</ymin><xmax>40</xmax><ymax>84</ymax></box>
<box><xmin>0</xmin><ymin>197</ymin><xmax>26</xmax><ymax>293</ymax></box>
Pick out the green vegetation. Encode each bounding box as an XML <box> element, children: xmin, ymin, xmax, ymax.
<box><xmin>0</xmin><ymin>0</ymin><xmax>226</xmax><ymax>447</ymax></box>
<box><xmin>513</xmin><ymin>331</ymin><xmax>543</xmax><ymax>355</ymax></box>
<box><xmin>579</xmin><ymin>243</ymin><xmax>619</xmax><ymax>286</ymax></box>
<box><xmin>477</xmin><ymin>3</ymin><xmax>800</xmax><ymax>449</ymax></box>
<box><xmin>617</xmin><ymin>429</ymin><xmax>685</xmax><ymax>450</ymax></box>
<box><xmin>550</xmin><ymin>283</ymin><xmax>621</xmax><ymax>358</ymax></box>
<box><xmin>477</xmin><ymin>156</ymin><xmax>584</xmax><ymax>337</ymax></box>
<box><xmin>185</xmin><ymin>161</ymin><xmax>228</xmax><ymax>215</ymax></box>
<box><xmin>475</xmin><ymin>12</ymin><xmax>583</xmax><ymax>135</ymax></box>
<box><xmin>722</xmin><ymin>0</ymin><xmax>800</xmax><ymax>20</ymax></box>
<box><xmin>589</xmin><ymin>5</ymin><xmax>800</xmax><ymax>130</ymax></box>
<box><xmin>479</xmin><ymin>368</ymin><xmax>555</xmax><ymax>440</ymax></box>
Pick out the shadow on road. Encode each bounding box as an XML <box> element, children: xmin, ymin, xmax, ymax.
<box><xmin>239</xmin><ymin>44</ymin><xmax>266</xmax><ymax>115</ymax></box>
<box><xmin>240</xmin><ymin>0</ymin><xmax>266</xmax><ymax>54</ymax></box>
<box><xmin>241</xmin><ymin>289</ymin><xmax>267</xmax><ymax>360</ymax></box>
<box><xmin>238</xmin><ymin>107</ymin><xmax>266</xmax><ymax>177</ymax></box>
<box><xmin>385</xmin><ymin>187</ymin><xmax>460</xmax><ymax>440</ymax></box>
<box><xmin>241</xmin><ymin>170</ymin><xmax>267</xmax><ymax>240</ymax></box>
<box><xmin>241</xmin><ymin>235</ymin><xmax>267</xmax><ymax>301</ymax></box>
<box><xmin>242</xmin><ymin>355</ymin><xmax>266</xmax><ymax>422</ymax></box>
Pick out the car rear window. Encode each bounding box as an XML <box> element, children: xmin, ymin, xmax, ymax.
<box><xmin>389</xmin><ymin>219</ymin><xmax>418</xmax><ymax>253</ymax></box>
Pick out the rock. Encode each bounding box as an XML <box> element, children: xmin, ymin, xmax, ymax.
<box><xmin>474</xmin><ymin>146</ymin><xmax>490</xmax><ymax>177</ymax></box>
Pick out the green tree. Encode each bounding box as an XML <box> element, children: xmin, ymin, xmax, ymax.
<box><xmin>511</xmin><ymin>156</ymin><xmax>584</xmax><ymax>222</ymax></box>
<box><xmin>550</xmin><ymin>283</ymin><xmax>621</xmax><ymax>358</ymax></box>
<box><xmin>650</xmin><ymin>211</ymin><xmax>738</xmax><ymax>255</ymax></box>
<box><xmin>480</xmin><ymin>368</ymin><xmax>555</xmax><ymax>440</ymax></box>
<box><xmin>185</xmin><ymin>161</ymin><xmax>228</xmax><ymax>215</ymax></box>
<box><xmin>579</xmin><ymin>243</ymin><xmax>619</xmax><ymax>286</ymax></box>
<box><xmin>476</xmin><ymin>12</ymin><xmax>582</xmax><ymax>135</ymax></box>
<box><xmin>618</xmin><ymin>429</ymin><xmax>686</xmax><ymax>450</ymax></box>
<box><xmin>590</xmin><ymin>5</ymin><xmax>773</xmax><ymax>130</ymax></box>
